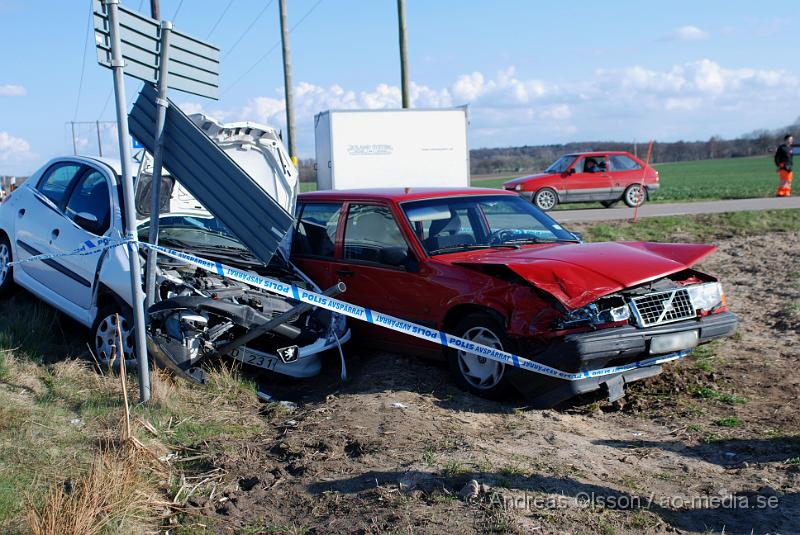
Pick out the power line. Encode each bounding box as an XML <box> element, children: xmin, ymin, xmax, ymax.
<box><xmin>222</xmin><ymin>0</ymin><xmax>275</xmax><ymax>60</ymax></box>
<box><xmin>172</xmin><ymin>0</ymin><xmax>185</xmax><ymax>21</ymax></box>
<box><xmin>207</xmin><ymin>0</ymin><xmax>234</xmax><ymax>38</ymax></box>
<box><xmin>222</xmin><ymin>0</ymin><xmax>323</xmax><ymax>97</ymax></box>
<box><xmin>73</xmin><ymin>0</ymin><xmax>94</xmax><ymax>121</ymax></box>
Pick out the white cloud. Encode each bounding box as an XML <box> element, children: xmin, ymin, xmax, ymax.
<box><xmin>664</xmin><ymin>25</ymin><xmax>709</xmax><ymax>41</ymax></box>
<box><xmin>0</xmin><ymin>131</ymin><xmax>32</xmax><ymax>161</ymax></box>
<box><xmin>0</xmin><ymin>84</ymin><xmax>26</xmax><ymax>97</ymax></box>
<box><xmin>173</xmin><ymin>58</ymin><xmax>800</xmax><ymax>152</ymax></box>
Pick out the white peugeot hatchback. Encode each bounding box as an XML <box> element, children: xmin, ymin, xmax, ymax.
<box><xmin>0</xmin><ymin>117</ymin><xmax>349</xmax><ymax>384</ymax></box>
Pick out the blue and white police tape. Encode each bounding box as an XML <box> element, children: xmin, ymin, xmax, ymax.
<box><xmin>143</xmin><ymin>242</ymin><xmax>692</xmax><ymax>382</ymax></box>
<box><xmin>7</xmin><ymin>236</ymin><xmax>136</xmax><ymax>267</ymax></box>
<box><xmin>5</xmin><ymin>235</ymin><xmax>691</xmax><ymax>381</ymax></box>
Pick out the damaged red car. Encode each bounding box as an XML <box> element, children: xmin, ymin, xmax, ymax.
<box><xmin>291</xmin><ymin>188</ymin><xmax>738</xmax><ymax>407</ymax></box>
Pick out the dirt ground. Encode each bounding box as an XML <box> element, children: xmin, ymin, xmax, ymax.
<box><xmin>165</xmin><ymin>230</ymin><xmax>800</xmax><ymax>534</ymax></box>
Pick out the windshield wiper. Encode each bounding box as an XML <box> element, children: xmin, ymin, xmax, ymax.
<box><xmin>503</xmin><ymin>237</ymin><xmax>577</xmax><ymax>245</ymax></box>
<box><xmin>431</xmin><ymin>243</ymin><xmax>519</xmax><ymax>254</ymax></box>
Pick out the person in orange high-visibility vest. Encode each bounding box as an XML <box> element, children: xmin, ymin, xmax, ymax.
<box><xmin>775</xmin><ymin>133</ymin><xmax>794</xmax><ymax>197</ymax></box>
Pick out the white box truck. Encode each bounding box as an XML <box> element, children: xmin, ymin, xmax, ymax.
<box><xmin>314</xmin><ymin>108</ymin><xmax>469</xmax><ymax>190</ymax></box>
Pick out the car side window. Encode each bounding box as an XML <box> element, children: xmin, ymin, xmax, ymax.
<box><xmin>609</xmin><ymin>155</ymin><xmax>642</xmax><ymax>171</ymax></box>
<box><xmin>343</xmin><ymin>204</ymin><xmax>411</xmax><ymax>268</ymax></box>
<box><xmin>37</xmin><ymin>163</ymin><xmax>83</xmax><ymax>207</ymax></box>
<box><xmin>292</xmin><ymin>203</ymin><xmax>342</xmax><ymax>258</ymax></box>
<box><xmin>65</xmin><ymin>170</ymin><xmax>111</xmax><ymax>235</ymax></box>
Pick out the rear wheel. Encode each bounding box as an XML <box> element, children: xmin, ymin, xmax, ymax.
<box><xmin>623</xmin><ymin>184</ymin><xmax>646</xmax><ymax>207</ymax></box>
<box><xmin>447</xmin><ymin>313</ymin><xmax>511</xmax><ymax>399</ymax></box>
<box><xmin>0</xmin><ymin>235</ymin><xmax>15</xmax><ymax>298</ymax></box>
<box><xmin>91</xmin><ymin>305</ymin><xmax>134</xmax><ymax>364</ymax></box>
<box><xmin>533</xmin><ymin>188</ymin><xmax>558</xmax><ymax>211</ymax></box>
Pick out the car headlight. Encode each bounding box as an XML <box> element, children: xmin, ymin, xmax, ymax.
<box><xmin>559</xmin><ymin>302</ymin><xmax>630</xmax><ymax>328</ymax></box>
<box><xmin>515</xmin><ymin>184</ymin><xmax>522</xmax><ymax>191</ymax></box>
<box><xmin>328</xmin><ymin>312</ymin><xmax>348</xmax><ymax>341</ymax></box>
<box><xmin>687</xmin><ymin>282</ymin><xmax>725</xmax><ymax>312</ymax></box>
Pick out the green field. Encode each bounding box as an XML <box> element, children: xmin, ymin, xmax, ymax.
<box><xmin>300</xmin><ymin>155</ymin><xmax>781</xmax><ymax>201</ymax></box>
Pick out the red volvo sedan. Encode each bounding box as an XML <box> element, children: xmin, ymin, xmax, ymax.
<box><xmin>502</xmin><ymin>151</ymin><xmax>659</xmax><ymax>211</ymax></box>
<box><xmin>291</xmin><ymin>188</ymin><xmax>737</xmax><ymax>407</ymax></box>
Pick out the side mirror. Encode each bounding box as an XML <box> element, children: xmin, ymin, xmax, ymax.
<box><xmin>74</xmin><ymin>212</ymin><xmax>102</xmax><ymax>234</ymax></box>
<box><xmin>381</xmin><ymin>246</ymin><xmax>416</xmax><ymax>270</ymax></box>
<box><xmin>563</xmin><ymin>168</ymin><xmax>575</xmax><ymax>177</ymax></box>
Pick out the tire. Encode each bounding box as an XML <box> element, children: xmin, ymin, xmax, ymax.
<box><xmin>91</xmin><ymin>304</ymin><xmax>134</xmax><ymax>364</ymax></box>
<box><xmin>533</xmin><ymin>188</ymin><xmax>558</xmax><ymax>211</ymax></box>
<box><xmin>623</xmin><ymin>184</ymin><xmax>646</xmax><ymax>208</ymax></box>
<box><xmin>0</xmin><ymin>235</ymin><xmax>15</xmax><ymax>298</ymax></box>
<box><xmin>447</xmin><ymin>313</ymin><xmax>511</xmax><ymax>399</ymax></box>
<box><xmin>600</xmin><ymin>200</ymin><xmax>619</xmax><ymax>208</ymax></box>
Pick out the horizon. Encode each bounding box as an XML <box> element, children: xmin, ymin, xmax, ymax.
<box><xmin>1</xmin><ymin>0</ymin><xmax>799</xmax><ymax>175</ymax></box>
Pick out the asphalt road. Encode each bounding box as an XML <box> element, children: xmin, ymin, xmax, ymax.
<box><xmin>549</xmin><ymin>197</ymin><xmax>800</xmax><ymax>223</ymax></box>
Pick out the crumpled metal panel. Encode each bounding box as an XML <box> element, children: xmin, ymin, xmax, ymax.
<box><xmin>454</xmin><ymin>241</ymin><xmax>716</xmax><ymax>310</ymax></box>
<box><xmin>129</xmin><ymin>84</ymin><xmax>294</xmax><ymax>265</ymax></box>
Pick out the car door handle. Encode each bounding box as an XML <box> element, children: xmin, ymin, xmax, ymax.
<box><xmin>336</xmin><ymin>268</ymin><xmax>354</xmax><ymax>278</ymax></box>
<box><xmin>50</xmin><ymin>229</ymin><xmax>60</xmax><ymax>242</ymax></box>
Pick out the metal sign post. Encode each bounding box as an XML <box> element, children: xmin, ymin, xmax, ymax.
<box><xmin>144</xmin><ymin>20</ymin><xmax>172</xmax><ymax>309</ymax></box>
<box><xmin>104</xmin><ymin>0</ymin><xmax>151</xmax><ymax>402</ymax></box>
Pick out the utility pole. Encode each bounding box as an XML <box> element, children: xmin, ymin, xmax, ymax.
<box><xmin>278</xmin><ymin>0</ymin><xmax>297</xmax><ymax>165</ymax></box>
<box><xmin>71</xmin><ymin>122</ymin><xmax>78</xmax><ymax>155</ymax></box>
<box><xmin>397</xmin><ymin>0</ymin><xmax>410</xmax><ymax>108</ymax></box>
<box><xmin>150</xmin><ymin>0</ymin><xmax>159</xmax><ymax>19</ymax></box>
<box><xmin>96</xmin><ymin>120</ymin><xmax>103</xmax><ymax>156</ymax></box>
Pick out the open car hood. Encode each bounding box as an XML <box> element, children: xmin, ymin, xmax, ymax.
<box><xmin>452</xmin><ymin>241</ymin><xmax>716</xmax><ymax>309</ymax></box>
<box><xmin>129</xmin><ymin>84</ymin><xmax>297</xmax><ymax>265</ymax></box>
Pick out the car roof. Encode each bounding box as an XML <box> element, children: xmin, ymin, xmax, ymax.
<box><xmin>563</xmin><ymin>151</ymin><xmax>634</xmax><ymax>158</ymax></box>
<box><xmin>299</xmin><ymin>187</ymin><xmax>516</xmax><ymax>203</ymax></box>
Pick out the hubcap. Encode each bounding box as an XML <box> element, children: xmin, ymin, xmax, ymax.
<box><xmin>536</xmin><ymin>190</ymin><xmax>556</xmax><ymax>210</ymax></box>
<box><xmin>627</xmin><ymin>186</ymin><xmax>643</xmax><ymax>205</ymax></box>
<box><xmin>94</xmin><ymin>314</ymin><xmax>134</xmax><ymax>363</ymax></box>
<box><xmin>0</xmin><ymin>244</ymin><xmax>9</xmax><ymax>285</ymax></box>
<box><xmin>457</xmin><ymin>326</ymin><xmax>505</xmax><ymax>390</ymax></box>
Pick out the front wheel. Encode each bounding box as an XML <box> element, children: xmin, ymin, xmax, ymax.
<box><xmin>533</xmin><ymin>188</ymin><xmax>558</xmax><ymax>211</ymax></box>
<box><xmin>0</xmin><ymin>235</ymin><xmax>15</xmax><ymax>298</ymax></box>
<box><xmin>623</xmin><ymin>184</ymin><xmax>646</xmax><ymax>207</ymax></box>
<box><xmin>447</xmin><ymin>313</ymin><xmax>511</xmax><ymax>399</ymax></box>
<box><xmin>91</xmin><ymin>305</ymin><xmax>134</xmax><ymax>364</ymax></box>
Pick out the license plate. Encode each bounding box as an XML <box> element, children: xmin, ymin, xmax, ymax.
<box><xmin>230</xmin><ymin>347</ymin><xmax>278</xmax><ymax>370</ymax></box>
<box><xmin>649</xmin><ymin>330</ymin><xmax>699</xmax><ymax>354</ymax></box>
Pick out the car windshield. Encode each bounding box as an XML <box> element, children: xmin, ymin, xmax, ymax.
<box><xmin>544</xmin><ymin>155</ymin><xmax>575</xmax><ymax>173</ymax></box>
<box><xmin>402</xmin><ymin>195</ymin><xmax>579</xmax><ymax>255</ymax></box>
<box><xmin>137</xmin><ymin>214</ymin><xmax>248</xmax><ymax>252</ymax></box>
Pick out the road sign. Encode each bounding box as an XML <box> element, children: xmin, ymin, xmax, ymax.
<box><xmin>92</xmin><ymin>0</ymin><xmax>220</xmax><ymax>99</ymax></box>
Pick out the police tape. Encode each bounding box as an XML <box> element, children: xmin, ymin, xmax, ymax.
<box><xmin>6</xmin><ymin>236</ymin><xmax>691</xmax><ymax>382</ymax></box>
<box><xmin>142</xmin><ymin>242</ymin><xmax>692</xmax><ymax>382</ymax></box>
<box><xmin>7</xmin><ymin>237</ymin><xmax>136</xmax><ymax>267</ymax></box>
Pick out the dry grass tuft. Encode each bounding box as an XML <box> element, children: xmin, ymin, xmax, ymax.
<box><xmin>25</xmin><ymin>448</ymin><xmax>152</xmax><ymax>535</ymax></box>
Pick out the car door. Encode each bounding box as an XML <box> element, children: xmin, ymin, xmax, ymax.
<box><xmin>565</xmin><ymin>156</ymin><xmax>612</xmax><ymax>201</ymax></box>
<box><xmin>608</xmin><ymin>154</ymin><xmax>644</xmax><ymax>197</ymax></box>
<box><xmin>17</xmin><ymin>163</ymin><xmax>113</xmax><ymax>309</ymax></box>
<box><xmin>290</xmin><ymin>201</ymin><xmax>344</xmax><ymax>291</ymax></box>
<box><xmin>331</xmin><ymin>202</ymin><xmax>442</xmax><ymax>351</ymax></box>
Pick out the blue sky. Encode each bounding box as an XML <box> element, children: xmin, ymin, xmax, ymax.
<box><xmin>1</xmin><ymin>0</ymin><xmax>798</xmax><ymax>175</ymax></box>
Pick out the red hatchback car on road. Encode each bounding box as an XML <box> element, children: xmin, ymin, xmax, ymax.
<box><xmin>503</xmin><ymin>151</ymin><xmax>659</xmax><ymax>211</ymax></box>
<box><xmin>291</xmin><ymin>188</ymin><xmax>736</xmax><ymax>407</ymax></box>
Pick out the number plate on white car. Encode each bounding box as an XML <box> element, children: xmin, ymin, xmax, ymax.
<box><xmin>649</xmin><ymin>330</ymin><xmax>699</xmax><ymax>354</ymax></box>
<box><xmin>230</xmin><ymin>347</ymin><xmax>279</xmax><ymax>370</ymax></box>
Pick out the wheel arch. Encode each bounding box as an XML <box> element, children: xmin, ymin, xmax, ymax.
<box><xmin>441</xmin><ymin>304</ymin><xmax>507</xmax><ymax>335</ymax></box>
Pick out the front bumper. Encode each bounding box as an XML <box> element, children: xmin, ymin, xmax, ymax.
<box><xmin>509</xmin><ymin>311</ymin><xmax>738</xmax><ymax>408</ymax></box>
<box><xmin>229</xmin><ymin>328</ymin><xmax>352</xmax><ymax>378</ymax></box>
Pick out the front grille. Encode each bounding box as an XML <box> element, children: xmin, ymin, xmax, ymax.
<box><xmin>629</xmin><ymin>288</ymin><xmax>695</xmax><ymax>327</ymax></box>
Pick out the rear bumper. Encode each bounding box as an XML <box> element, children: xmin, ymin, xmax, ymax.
<box><xmin>509</xmin><ymin>311</ymin><xmax>738</xmax><ymax>408</ymax></box>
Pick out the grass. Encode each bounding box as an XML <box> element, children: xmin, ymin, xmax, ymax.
<box><xmin>575</xmin><ymin>209</ymin><xmax>800</xmax><ymax>243</ymax></box>
<box><xmin>715</xmin><ymin>416</ymin><xmax>744</xmax><ymax>428</ymax></box>
<box><xmin>692</xmin><ymin>387</ymin><xmax>749</xmax><ymax>405</ymax></box>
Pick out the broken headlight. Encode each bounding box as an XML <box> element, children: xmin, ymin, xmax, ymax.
<box><xmin>558</xmin><ymin>302</ymin><xmax>630</xmax><ymax>329</ymax></box>
<box><xmin>687</xmin><ymin>282</ymin><xmax>725</xmax><ymax>312</ymax></box>
<box><xmin>328</xmin><ymin>312</ymin><xmax>348</xmax><ymax>342</ymax></box>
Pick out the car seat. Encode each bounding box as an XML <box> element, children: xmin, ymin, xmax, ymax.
<box><xmin>425</xmin><ymin>213</ymin><xmax>475</xmax><ymax>252</ymax></box>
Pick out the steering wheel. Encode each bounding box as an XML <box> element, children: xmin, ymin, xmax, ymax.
<box><xmin>489</xmin><ymin>228</ymin><xmax>518</xmax><ymax>245</ymax></box>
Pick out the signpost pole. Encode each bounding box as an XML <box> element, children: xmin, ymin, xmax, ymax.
<box><xmin>105</xmin><ymin>0</ymin><xmax>151</xmax><ymax>403</ymax></box>
<box><xmin>144</xmin><ymin>20</ymin><xmax>172</xmax><ymax>309</ymax></box>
